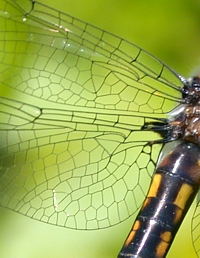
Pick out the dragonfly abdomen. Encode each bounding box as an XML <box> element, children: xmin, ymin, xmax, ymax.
<box><xmin>118</xmin><ymin>141</ymin><xmax>200</xmax><ymax>258</ymax></box>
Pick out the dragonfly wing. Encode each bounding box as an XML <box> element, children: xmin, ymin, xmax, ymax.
<box><xmin>0</xmin><ymin>97</ymin><xmax>163</xmax><ymax>229</ymax></box>
<box><xmin>1</xmin><ymin>0</ymin><xmax>183</xmax><ymax>112</ymax></box>
<box><xmin>192</xmin><ymin>193</ymin><xmax>200</xmax><ymax>257</ymax></box>
<box><xmin>0</xmin><ymin>0</ymin><xmax>183</xmax><ymax>230</ymax></box>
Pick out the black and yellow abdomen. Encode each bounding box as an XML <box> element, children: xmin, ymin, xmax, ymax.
<box><xmin>119</xmin><ymin>142</ymin><xmax>200</xmax><ymax>258</ymax></box>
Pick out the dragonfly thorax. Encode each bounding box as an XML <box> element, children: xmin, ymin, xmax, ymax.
<box><xmin>182</xmin><ymin>76</ymin><xmax>200</xmax><ymax>104</ymax></box>
<box><xmin>168</xmin><ymin>76</ymin><xmax>200</xmax><ymax>144</ymax></box>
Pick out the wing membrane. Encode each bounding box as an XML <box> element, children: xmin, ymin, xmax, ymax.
<box><xmin>0</xmin><ymin>94</ymin><xmax>163</xmax><ymax>229</ymax></box>
<box><xmin>0</xmin><ymin>0</ymin><xmax>183</xmax><ymax>230</ymax></box>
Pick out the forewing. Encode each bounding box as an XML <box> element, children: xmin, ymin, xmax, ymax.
<box><xmin>0</xmin><ymin>0</ymin><xmax>183</xmax><ymax>229</ymax></box>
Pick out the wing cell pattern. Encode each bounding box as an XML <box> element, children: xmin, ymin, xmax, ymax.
<box><xmin>0</xmin><ymin>0</ymin><xmax>186</xmax><ymax>232</ymax></box>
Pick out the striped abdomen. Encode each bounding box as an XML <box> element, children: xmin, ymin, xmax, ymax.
<box><xmin>118</xmin><ymin>141</ymin><xmax>200</xmax><ymax>258</ymax></box>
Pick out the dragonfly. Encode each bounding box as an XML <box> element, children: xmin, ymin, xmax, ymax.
<box><xmin>0</xmin><ymin>0</ymin><xmax>200</xmax><ymax>257</ymax></box>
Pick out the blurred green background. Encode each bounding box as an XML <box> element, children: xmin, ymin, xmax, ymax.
<box><xmin>1</xmin><ymin>0</ymin><xmax>200</xmax><ymax>257</ymax></box>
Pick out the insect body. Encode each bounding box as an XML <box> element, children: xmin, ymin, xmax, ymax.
<box><xmin>119</xmin><ymin>77</ymin><xmax>200</xmax><ymax>257</ymax></box>
<box><xmin>0</xmin><ymin>1</ymin><xmax>200</xmax><ymax>257</ymax></box>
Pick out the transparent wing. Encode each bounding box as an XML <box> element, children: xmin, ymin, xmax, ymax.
<box><xmin>0</xmin><ymin>96</ymin><xmax>164</xmax><ymax>229</ymax></box>
<box><xmin>0</xmin><ymin>0</ymin><xmax>183</xmax><ymax>230</ymax></box>
<box><xmin>192</xmin><ymin>193</ymin><xmax>200</xmax><ymax>257</ymax></box>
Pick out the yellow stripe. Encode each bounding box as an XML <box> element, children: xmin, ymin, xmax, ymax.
<box><xmin>147</xmin><ymin>174</ymin><xmax>162</xmax><ymax>198</ymax></box>
<box><xmin>160</xmin><ymin>231</ymin><xmax>172</xmax><ymax>243</ymax></box>
<box><xmin>156</xmin><ymin>241</ymin><xmax>169</xmax><ymax>258</ymax></box>
<box><xmin>173</xmin><ymin>207</ymin><xmax>183</xmax><ymax>224</ymax></box>
<box><xmin>173</xmin><ymin>183</ymin><xmax>193</xmax><ymax>210</ymax></box>
<box><xmin>132</xmin><ymin>220</ymin><xmax>140</xmax><ymax>231</ymax></box>
<box><xmin>124</xmin><ymin>220</ymin><xmax>140</xmax><ymax>247</ymax></box>
<box><xmin>124</xmin><ymin>230</ymin><xmax>136</xmax><ymax>247</ymax></box>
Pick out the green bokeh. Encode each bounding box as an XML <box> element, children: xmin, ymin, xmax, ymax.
<box><xmin>1</xmin><ymin>0</ymin><xmax>200</xmax><ymax>257</ymax></box>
